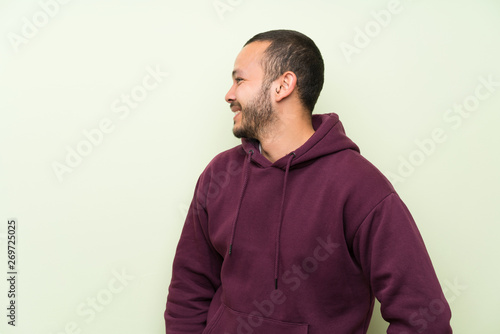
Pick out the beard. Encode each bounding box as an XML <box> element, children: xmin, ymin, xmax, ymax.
<box><xmin>232</xmin><ymin>82</ymin><xmax>277</xmax><ymax>140</ymax></box>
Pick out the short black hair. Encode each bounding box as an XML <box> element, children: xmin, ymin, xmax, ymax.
<box><xmin>244</xmin><ymin>29</ymin><xmax>324</xmax><ymax>113</ymax></box>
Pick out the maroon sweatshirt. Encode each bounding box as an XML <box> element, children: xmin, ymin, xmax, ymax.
<box><xmin>165</xmin><ymin>113</ymin><xmax>452</xmax><ymax>333</ymax></box>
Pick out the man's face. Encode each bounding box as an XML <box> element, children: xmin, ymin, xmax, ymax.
<box><xmin>225</xmin><ymin>41</ymin><xmax>277</xmax><ymax>140</ymax></box>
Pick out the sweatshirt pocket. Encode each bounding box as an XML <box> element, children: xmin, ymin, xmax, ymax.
<box><xmin>203</xmin><ymin>303</ymin><xmax>308</xmax><ymax>334</ymax></box>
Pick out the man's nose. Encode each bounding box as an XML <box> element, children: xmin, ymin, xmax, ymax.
<box><xmin>225</xmin><ymin>84</ymin><xmax>236</xmax><ymax>103</ymax></box>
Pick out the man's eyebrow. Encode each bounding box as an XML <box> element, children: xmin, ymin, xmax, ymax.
<box><xmin>232</xmin><ymin>70</ymin><xmax>242</xmax><ymax>78</ymax></box>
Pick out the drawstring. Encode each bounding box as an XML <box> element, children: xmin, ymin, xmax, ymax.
<box><xmin>228</xmin><ymin>148</ymin><xmax>295</xmax><ymax>291</ymax></box>
<box><xmin>228</xmin><ymin>149</ymin><xmax>254</xmax><ymax>256</ymax></box>
<box><xmin>274</xmin><ymin>152</ymin><xmax>295</xmax><ymax>289</ymax></box>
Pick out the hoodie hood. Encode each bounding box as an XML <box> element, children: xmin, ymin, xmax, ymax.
<box><xmin>240</xmin><ymin>113</ymin><xmax>360</xmax><ymax>170</ymax></box>
<box><xmin>230</xmin><ymin>113</ymin><xmax>360</xmax><ymax>289</ymax></box>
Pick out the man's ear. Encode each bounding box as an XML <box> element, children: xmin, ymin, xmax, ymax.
<box><xmin>274</xmin><ymin>71</ymin><xmax>297</xmax><ymax>102</ymax></box>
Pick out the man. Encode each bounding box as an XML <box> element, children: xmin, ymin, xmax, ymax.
<box><xmin>165</xmin><ymin>30</ymin><xmax>452</xmax><ymax>333</ymax></box>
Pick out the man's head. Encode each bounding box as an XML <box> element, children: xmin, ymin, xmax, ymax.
<box><xmin>226</xmin><ymin>30</ymin><xmax>324</xmax><ymax>140</ymax></box>
<box><xmin>244</xmin><ymin>30</ymin><xmax>325</xmax><ymax>113</ymax></box>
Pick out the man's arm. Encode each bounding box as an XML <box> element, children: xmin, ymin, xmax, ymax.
<box><xmin>165</xmin><ymin>177</ymin><xmax>223</xmax><ymax>333</ymax></box>
<box><xmin>353</xmin><ymin>193</ymin><xmax>452</xmax><ymax>333</ymax></box>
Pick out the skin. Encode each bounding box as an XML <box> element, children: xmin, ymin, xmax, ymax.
<box><xmin>225</xmin><ymin>41</ymin><xmax>316</xmax><ymax>163</ymax></box>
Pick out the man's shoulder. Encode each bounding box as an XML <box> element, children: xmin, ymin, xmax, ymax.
<box><xmin>201</xmin><ymin>144</ymin><xmax>246</xmax><ymax>176</ymax></box>
<box><xmin>326</xmin><ymin>149</ymin><xmax>396</xmax><ymax>197</ymax></box>
<box><xmin>211</xmin><ymin>144</ymin><xmax>245</xmax><ymax>164</ymax></box>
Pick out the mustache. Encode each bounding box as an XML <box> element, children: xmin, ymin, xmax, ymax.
<box><xmin>230</xmin><ymin>102</ymin><xmax>242</xmax><ymax>110</ymax></box>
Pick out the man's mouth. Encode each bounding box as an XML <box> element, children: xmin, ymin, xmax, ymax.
<box><xmin>230</xmin><ymin>100</ymin><xmax>242</xmax><ymax>121</ymax></box>
<box><xmin>231</xmin><ymin>104</ymin><xmax>242</xmax><ymax>120</ymax></box>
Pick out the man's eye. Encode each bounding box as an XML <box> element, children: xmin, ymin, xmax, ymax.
<box><xmin>235</xmin><ymin>78</ymin><xmax>243</xmax><ymax>83</ymax></box>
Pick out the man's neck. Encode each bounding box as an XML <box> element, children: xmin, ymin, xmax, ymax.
<box><xmin>258</xmin><ymin>115</ymin><xmax>315</xmax><ymax>163</ymax></box>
